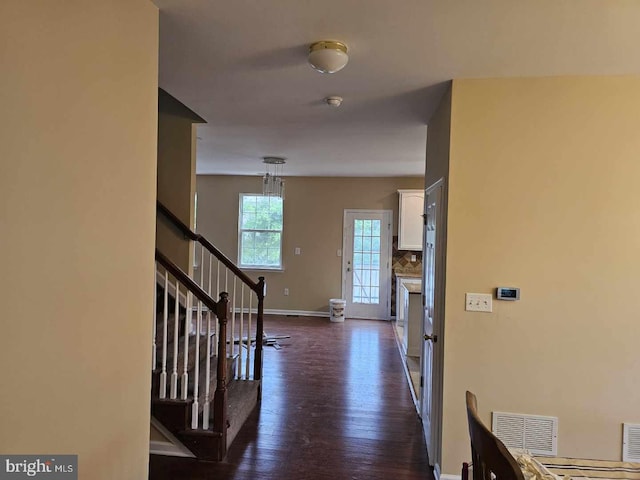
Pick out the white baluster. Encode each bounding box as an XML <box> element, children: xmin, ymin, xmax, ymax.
<box><xmin>202</xmin><ymin>311</ymin><xmax>212</xmax><ymax>429</ymax></box>
<box><xmin>181</xmin><ymin>292</ymin><xmax>191</xmax><ymax>400</ymax></box>
<box><xmin>216</xmin><ymin>261</ymin><xmax>221</xmax><ymax>299</ymax></box>
<box><xmin>238</xmin><ymin>283</ymin><xmax>244</xmax><ymax>379</ymax></box>
<box><xmin>152</xmin><ymin>264</ymin><xmax>157</xmax><ymax>370</ymax></box>
<box><xmin>170</xmin><ymin>279</ymin><xmax>180</xmax><ymax>399</ymax></box>
<box><xmin>216</xmin><ymin>261</ymin><xmax>221</xmax><ymax>354</ymax></box>
<box><xmin>246</xmin><ymin>292</ymin><xmax>252</xmax><ymax>380</ymax></box>
<box><xmin>191</xmin><ymin>300</ymin><xmax>202</xmax><ymax>429</ymax></box>
<box><xmin>207</xmin><ymin>254</ymin><xmax>212</xmax><ymax>297</ymax></box>
<box><xmin>231</xmin><ymin>276</ymin><xmax>237</xmax><ymax>377</ymax></box>
<box><xmin>205</xmin><ymin>254</ymin><xmax>214</xmax><ymax>365</ymax></box>
<box><xmin>159</xmin><ymin>271</ymin><xmax>169</xmax><ymax>399</ymax></box>
<box><xmin>224</xmin><ymin>268</ymin><xmax>230</xmax><ymax>380</ymax></box>
<box><xmin>200</xmin><ymin>244</ymin><xmax>205</xmax><ymax>288</ymax></box>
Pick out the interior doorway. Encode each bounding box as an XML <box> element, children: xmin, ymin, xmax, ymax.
<box><xmin>342</xmin><ymin>210</ymin><xmax>392</xmax><ymax>320</ymax></box>
<box><xmin>421</xmin><ymin>178</ymin><xmax>445</xmax><ymax>471</ymax></box>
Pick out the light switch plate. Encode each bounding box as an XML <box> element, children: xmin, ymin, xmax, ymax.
<box><xmin>465</xmin><ymin>293</ymin><xmax>493</xmax><ymax>312</ymax></box>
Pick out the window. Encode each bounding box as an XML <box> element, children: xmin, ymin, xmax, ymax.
<box><xmin>238</xmin><ymin>194</ymin><xmax>283</xmax><ymax>269</ymax></box>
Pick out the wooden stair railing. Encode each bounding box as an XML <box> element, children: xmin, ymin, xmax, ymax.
<box><xmin>157</xmin><ymin>201</ymin><xmax>266</xmax><ymax>383</ymax></box>
<box><xmin>154</xmin><ymin>250</ymin><xmax>254</xmax><ymax>460</ymax></box>
<box><xmin>154</xmin><ymin>249</ymin><xmax>226</xmax><ymax>419</ymax></box>
<box><xmin>153</xmin><ymin>202</ymin><xmax>265</xmax><ymax>460</ymax></box>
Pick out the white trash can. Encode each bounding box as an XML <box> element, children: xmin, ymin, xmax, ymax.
<box><xmin>329</xmin><ymin>298</ymin><xmax>346</xmax><ymax>322</ymax></box>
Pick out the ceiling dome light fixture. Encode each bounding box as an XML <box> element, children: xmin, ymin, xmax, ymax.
<box><xmin>325</xmin><ymin>96</ymin><xmax>343</xmax><ymax>107</ymax></box>
<box><xmin>308</xmin><ymin>41</ymin><xmax>349</xmax><ymax>74</ymax></box>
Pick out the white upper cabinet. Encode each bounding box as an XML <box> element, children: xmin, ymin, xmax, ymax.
<box><xmin>398</xmin><ymin>189</ymin><xmax>424</xmax><ymax>251</ymax></box>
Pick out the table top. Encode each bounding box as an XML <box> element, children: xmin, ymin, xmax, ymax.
<box><xmin>510</xmin><ymin>450</ymin><xmax>640</xmax><ymax>480</ymax></box>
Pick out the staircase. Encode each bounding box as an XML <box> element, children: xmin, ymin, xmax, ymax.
<box><xmin>152</xmin><ymin>202</ymin><xmax>265</xmax><ymax>461</ymax></box>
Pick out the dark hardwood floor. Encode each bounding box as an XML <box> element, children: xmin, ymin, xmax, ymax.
<box><xmin>149</xmin><ymin>315</ymin><xmax>434</xmax><ymax>480</ymax></box>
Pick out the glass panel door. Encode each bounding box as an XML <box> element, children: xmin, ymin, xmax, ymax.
<box><xmin>352</xmin><ymin>219</ymin><xmax>381</xmax><ymax>304</ymax></box>
<box><xmin>342</xmin><ymin>210</ymin><xmax>392</xmax><ymax>320</ymax></box>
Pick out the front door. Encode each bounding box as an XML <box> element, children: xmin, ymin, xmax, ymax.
<box><xmin>421</xmin><ymin>179</ymin><xmax>444</xmax><ymax>465</ymax></box>
<box><xmin>342</xmin><ymin>210</ymin><xmax>392</xmax><ymax>320</ymax></box>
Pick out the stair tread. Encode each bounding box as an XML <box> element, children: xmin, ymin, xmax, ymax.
<box><xmin>153</xmin><ymin>374</ymin><xmax>256</xmax><ymax>414</ymax></box>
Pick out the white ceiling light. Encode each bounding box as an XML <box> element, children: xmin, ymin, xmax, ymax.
<box><xmin>325</xmin><ymin>96</ymin><xmax>343</xmax><ymax>107</ymax></box>
<box><xmin>308</xmin><ymin>41</ymin><xmax>349</xmax><ymax>74</ymax></box>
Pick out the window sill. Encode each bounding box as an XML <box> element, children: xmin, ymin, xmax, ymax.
<box><xmin>241</xmin><ymin>267</ymin><xmax>284</xmax><ymax>273</ymax></box>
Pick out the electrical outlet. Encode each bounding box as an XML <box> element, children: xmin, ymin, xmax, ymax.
<box><xmin>411</xmin><ymin>254</ymin><xmax>417</xmax><ymax>262</ymax></box>
<box><xmin>294</xmin><ymin>247</ymin><xmax>301</xmax><ymax>255</ymax></box>
<box><xmin>284</xmin><ymin>288</ymin><xmax>289</xmax><ymax>296</ymax></box>
<box><xmin>465</xmin><ymin>293</ymin><xmax>492</xmax><ymax>312</ymax></box>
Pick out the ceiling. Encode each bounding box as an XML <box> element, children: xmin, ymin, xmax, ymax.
<box><xmin>153</xmin><ymin>0</ymin><xmax>640</xmax><ymax>177</ymax></box>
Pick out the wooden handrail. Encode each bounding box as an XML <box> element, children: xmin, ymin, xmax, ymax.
<box><xmin>157</xmin><ymin>201</ymin><xmax>198</xmax><ymax>241</ymax></box>
<box><xmin>157</xmin><ymin>201</ymin><xmax>259</xmax><ymax>291</ymax></box>
<box><xmin>155</xmin><ymin>249</ymin><xmax>218</xmax><ymax>313</ymax></box>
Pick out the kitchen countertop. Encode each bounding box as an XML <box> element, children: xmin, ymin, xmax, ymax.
<box><xmin>395</xmin><ymin>272</ymin><xmax>421</xmax><ymax>278</ymax></box>
<box><xmin>397</xmin><ymin>275</ymin><xmax>422</xmax><ymax>294</ymax></box>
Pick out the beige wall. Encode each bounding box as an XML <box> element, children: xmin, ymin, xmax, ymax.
<box><xmin>440</xmin><ymin>76</ymin><xmax>640</xmax><ymax>473</ymax></box>
<box><xmin>197</xmin><ymin>175</ymin><xmax>423</xmax><ymax>312</ymax></box>
<box><xmin>0</xmin><ymin>2</ymin><xmax>158</xmax><ymax>479</ymax></box>
<box><xmin>157</xmin><ymin>92</ymin><xmax>203</xmax><ymax>273</ymax></box>
<box><xmin>425</xmin><ymin>83</ymin><xmax>452</xmax><ymax>188</ymax></box>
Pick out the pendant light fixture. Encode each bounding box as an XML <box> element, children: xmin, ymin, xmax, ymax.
<box><xmin>262</xmin><ymin>156</ymin><xmax>286</xmax><ymax>198</ymax></box>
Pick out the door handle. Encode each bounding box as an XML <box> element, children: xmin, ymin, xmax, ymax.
<box><xmin>424</xmin><ymin>334</ymin><xmax>437</xmax><ymax>343</ymax></box>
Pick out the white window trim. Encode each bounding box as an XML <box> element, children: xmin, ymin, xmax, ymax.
<box><xmin>237</xmin><ymin>193</ymin><xmax>284</xmax><ymax>271</ymax></box>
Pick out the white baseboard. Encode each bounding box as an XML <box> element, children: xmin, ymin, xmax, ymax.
<box><xmin>438</xmin><ymin>474</ymin><xmax>461</xmax><ymax>480</ymax></box>
<box><xmin>233</xmin><ymin>308</ymin><xmax>393</xmax><ymax>320</ymax></box>
<box><xmin>263</xmin><ymin>309</ymin><xmax>391</xmax><ymax>320</ymax></box>
<box><xmin>265</xmin><ymin>308</ymin><xmax>329</xmax><ymax>317</ymax></box>
<box><xmin>435</xmin><ymin>462</ymin><xmax>463</xmax><ymax>480</ymax></box>
<box><xmin>228</xmin><ymin>307</ymin><xmax>330</xmax><ymax>318</ymax></box>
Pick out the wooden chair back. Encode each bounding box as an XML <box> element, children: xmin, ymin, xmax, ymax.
<box><xmin>466</xmin><ymin>391</ymin><xmax>525</xmax><ymax>480</ymax></box>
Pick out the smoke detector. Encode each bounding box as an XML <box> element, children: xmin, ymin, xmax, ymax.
<box><xmin>325</xmin><ymin>96</ymin><xmax>343</xmax><ymax>107</ymax></box>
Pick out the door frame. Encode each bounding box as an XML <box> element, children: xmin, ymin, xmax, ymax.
<box><xmin>421</xmin><ymin>177</ymin><xmax>447</xmax><ymax>473</ymax></box>
<box><xmin>341</xmin><ymin>209</ymin><xmax>393</xmax><ymax>320</ymax></box>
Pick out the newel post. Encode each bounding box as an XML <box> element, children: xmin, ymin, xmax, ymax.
<box><xmin>254</xmin><ymin>277</ymin><xmax>266</xmax><ymax>383</ymax></box>
<box><xmin>213</xmin><ymin>292</ymin><xmax>229</xmax><ymax>456</ymax></box>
